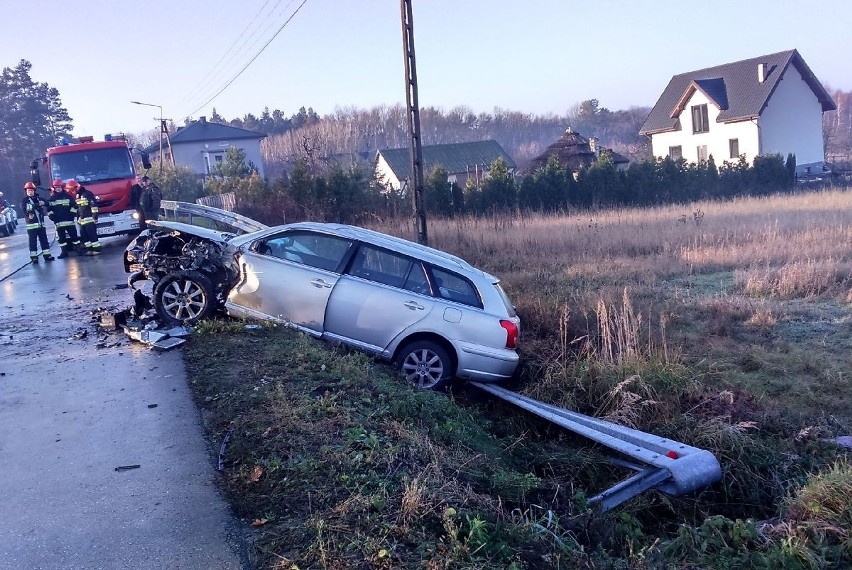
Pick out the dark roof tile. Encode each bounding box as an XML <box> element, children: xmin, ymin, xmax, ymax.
<box><xmin>640</xmin><ymin>49</ymin><xmax>836</xmax><ymax>135</ymax></box>
<box><xmin>377</xmin><ymin>140</ymin><xmax>516</xmax><ymax>180</ymax></box>
<box><xmin>143</xmin><ymin>120</ymin><xmax>266</xmax><ymax>152</ymax></box>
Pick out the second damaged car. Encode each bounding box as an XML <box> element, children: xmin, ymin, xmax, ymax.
<box><xmin>124</xmin><ymin>219</ymin><xmax>520</xmax><ymax>389</ymax></box>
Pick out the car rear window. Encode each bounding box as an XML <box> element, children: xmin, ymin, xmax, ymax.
<box><xmin>493</xmin><ymin>283</ymin><xmax>517</xmax><ymax>317</ymax></box>
<box><xmin>430</xmin><ymin>267</ymin><xmax>482</xmax><ymax>308</ymax></box>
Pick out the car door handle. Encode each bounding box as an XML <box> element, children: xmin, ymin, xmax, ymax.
<box><xmin>310</xmin><ymin>278</ymin><xmax>333</xmax><ymax>289</ymax></box>
<box><xmin>403</xmin><ymin>301</ymin><xmax>425</xmax><ymax>311</ymax></box>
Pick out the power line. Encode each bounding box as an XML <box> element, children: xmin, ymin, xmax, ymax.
<box><xmin>177</xmin><ymin>0</ymin><xmax>281</xmax><ymax>108</ymax></box>
<box><xmin>181</xmin><ymin>0</ymin><xmax>297</xmax><ymax>117</ymax></box>
<box><xmin>184</xmin><ymin>0</ymin><xmax>309</xmax><ymax>120</ymax></box>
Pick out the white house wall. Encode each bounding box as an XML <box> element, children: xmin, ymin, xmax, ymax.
<box><xmin>758</xmin><ymin>66</ymin><xmax>825</xmax><ymax>171</ymax></box>
<box><xmin>651</xmin><ymin>90</ymin><xmax>760</xmax><ymax>165</ymax></box>
<box><xmin>375</xmin><ymin>155</ymin><xmax>402</xmax><ymax>191</ymax></box>
<box><xmin>173</xmin><ymin>141</ymin><xmax>266</xmax><ymax>177</ymax></box>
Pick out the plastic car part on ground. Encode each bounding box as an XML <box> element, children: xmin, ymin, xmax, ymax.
<box><xmin>97</xmin><ymin>302</ymin><xmax>192</xmax><ymax>351</ymax></box>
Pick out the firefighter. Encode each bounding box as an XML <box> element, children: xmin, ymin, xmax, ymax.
<box><xmin>47</xmin><ymin>178</ymin><xmax>82</xmax><ymax>258</ymax></box>
<box><xmin>131</xmin><ymin>175</ymin><xmax>162</xmax><ymax>231</ymax></box>
<box><xmin>67</xmin><ymin>180</ymin><xmax>101</xmax><ymax>255</ymax></box>
<box><xmin>22</xmin><ymin>182</ymin><xmax>54</xmax><ymax>263</ymax></box>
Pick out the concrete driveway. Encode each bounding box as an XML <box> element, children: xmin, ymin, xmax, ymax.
<box><xmin>0</xmin><ymin>230</ymin><xmax>248</xmax><ymax>569</ymax></box>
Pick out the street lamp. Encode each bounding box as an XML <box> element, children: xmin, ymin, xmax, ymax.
<box><xmin>130</xmin><ymin>100</ymin><xmax>164</xmax><ymax>173</ymax></box>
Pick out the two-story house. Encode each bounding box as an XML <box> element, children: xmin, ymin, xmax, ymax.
<box><xmin>640</xmin><ymin>49</ymin><xmax>836</xmax><ymax>175</ymax></box>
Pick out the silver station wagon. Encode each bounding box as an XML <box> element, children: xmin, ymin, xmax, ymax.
<box><xmin>125</xmin><ymin>219</ymin><xmax>520</xmax><ymax>389</ymax></box>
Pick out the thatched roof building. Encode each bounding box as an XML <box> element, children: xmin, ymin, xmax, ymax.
<box><xmin>521</xmin><ymin>128</ymin><xmax>629</xmax><ymax>175</ymax></box>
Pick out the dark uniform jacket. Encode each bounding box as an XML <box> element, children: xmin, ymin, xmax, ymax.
<box><xmin>75</xmin><ymin>187</ymin><xmax>99</xmax><ymax>224</ymax></box>
<box><xmin>48</xmin><ymin>190</ymin><xmax>78</xmax><ymax>225</ymax></box>
<box><xmin>22</xmin><ymin>194</ymin><xmax>49</xmax><ymax>227</ymax></box>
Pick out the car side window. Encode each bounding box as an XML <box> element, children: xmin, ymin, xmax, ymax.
<box><xmin>430</xmin><ymin>267</ymin><xmax>482</xmax><ymax>308</ymax></box>
<box><xmin>403</xmin><ymin>263</ymin><xmax>429</xmax><ymax>294</ymax></box>
<box><xmin>262</xmin><ymin>232</ymin><xmax>352</xmax><ymax>272</ymax></box>
<box><xmin>348</xmin><ymin>244</ymin><xmax>415</xmax><ymax>289</ymax></box>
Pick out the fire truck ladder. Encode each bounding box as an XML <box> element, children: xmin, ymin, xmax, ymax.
<box><xmin>470</xmin><ymin>382</ymin><xmax>723</xmax><ymax>512</ymax></box>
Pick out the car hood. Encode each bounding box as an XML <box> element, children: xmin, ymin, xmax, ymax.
<box><xmin>145</xmin><ymin>220</ymin><xmax>246</xmax><ymax>244</ymax></box>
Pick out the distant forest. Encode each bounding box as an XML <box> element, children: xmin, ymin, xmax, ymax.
<box><xmin>165</xmin><ymin>87</ymin><xmax>852</xmax><ymax>178</ymax></box>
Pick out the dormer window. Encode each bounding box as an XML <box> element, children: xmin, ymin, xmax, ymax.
<box><xmin>691</xmin><ymin>104</ymin><xmax>709</xmax><ymax>134</ymax></box>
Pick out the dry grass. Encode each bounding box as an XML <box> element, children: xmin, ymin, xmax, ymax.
<box><xmin>371</xmin><ymin>189</ymin><xmax>852</xmax><ymax>416</ymax></box>
<box><xmin>375</xmin><ymin>189</ymin><xmax>852</xmax><ymax>297</ymax></box>
<box><xmin>184</xmin><ymin>188</ymin><xmax>852</xmax><ymax>568</ymax></box>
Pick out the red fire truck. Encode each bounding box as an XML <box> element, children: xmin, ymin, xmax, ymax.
<box><xmin>30</xmin><ymin>134</ymin><xmax>151</xmax><ymax>238</ymax></box>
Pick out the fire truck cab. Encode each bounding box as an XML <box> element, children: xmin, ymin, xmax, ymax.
<box><xmin>30</xmin><ymin>134</ymin><xmax>151</xmax><ymax>238</ymax></box>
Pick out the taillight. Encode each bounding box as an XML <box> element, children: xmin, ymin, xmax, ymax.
<box><xmin>500</xmin><ymin>320</ymin><xmax>518</xmax><ymax>349</ymax></box>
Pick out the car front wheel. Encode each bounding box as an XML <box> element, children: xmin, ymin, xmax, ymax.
<box><xmin>154</xmin><ymin>271</ymin><xmax>215</xmax><ymax>325</ymax></box>
<box><xmin>397</xmin><ymin>340</ymin><xmax>454</xmax><ymax>390</ymax></box>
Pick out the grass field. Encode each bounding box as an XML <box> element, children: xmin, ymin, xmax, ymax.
<box><xmin>184</xmin><ymin>188</ymin><xmax>852</xmax><ymax>568</ymax></box>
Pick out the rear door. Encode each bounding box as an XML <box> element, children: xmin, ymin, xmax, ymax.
<box><xmin>323</xmin><ymin>243</ymin><xmax>435</xmax><ymax>352</ymax></box>
<box><xmin>227</xmin><ymin>231</ymin><xmax>353</xmax><ymax>334</ymax></box>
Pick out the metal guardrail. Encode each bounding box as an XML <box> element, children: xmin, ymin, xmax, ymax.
<box><xmin>159</xmin><ymin>200</ymin><xmax>268</xmax><ymax>234</ymax></box>
<box><xmin>470</xmin><ymin>382</ymin><xmax>722</xmax><ymax>512</ymax></box>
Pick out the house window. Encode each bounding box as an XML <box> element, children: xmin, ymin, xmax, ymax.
<box><xmin>697</xmin><ymin>145</ymin><xmax>708</xmax><ymax>162</ymax></box>
<box><xmin>691</xmin><ymin>104</ymin><xmax>709</xmax><ymax>134</ymax></box>
<box><xmin>214</xmin><ymin>155</ymin><xmax>223</xmax><ymax>164</ymax></box>
<box><xmin>729</xmin><ymin>139</ymin><xmax>739</xmax><ymax>159</ymax></box>
<box><xmin>668</xmin><ymin>146</ymin><xmax>683</xmax><ymax>160</ymax></box>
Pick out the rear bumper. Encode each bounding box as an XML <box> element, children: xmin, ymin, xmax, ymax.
<box><xmin>455</xmin><ymin>342</ymin><xmax>519</xmax><ymax>382</ymax></box>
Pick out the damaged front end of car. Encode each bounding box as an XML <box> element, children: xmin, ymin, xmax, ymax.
<box><xmin>125</xmin><ymin>226</ymin><xmax>241</xmax><ymax>325</ymax></box>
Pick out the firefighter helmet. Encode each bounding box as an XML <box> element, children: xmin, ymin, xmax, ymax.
<box><xmin>24</xmin><ymin>181</ymin><xmax>37</xmax><ymax>190</ymax></box>
<box><xmin>65</xmin><ymin>180</ymin><xmax>80</xmax><ymax>192</ymax></box>
<box><xmin>52</xmin><ymin>178</ymin><xmax>64</xmax><ymax>188</ymax></box>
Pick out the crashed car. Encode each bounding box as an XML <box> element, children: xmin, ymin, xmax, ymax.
<box><xmin>124</xmin><ymin>219</ymin><xmax>520</xmax><ymax>389</ymax></box>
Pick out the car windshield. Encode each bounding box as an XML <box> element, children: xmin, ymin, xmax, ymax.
<box><xmin>51</xmin><ymin>147</ymin><xmax>134</xmax><ymax>184</ymax></box>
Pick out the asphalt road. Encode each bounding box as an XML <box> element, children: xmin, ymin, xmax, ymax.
<box><xmin>0</xmin><ymin>229</ymin><xmax>248</xmax><ymax>569</ymax></box>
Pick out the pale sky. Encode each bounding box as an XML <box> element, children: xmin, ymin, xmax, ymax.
<box><xmin>2</xmin><ymin>0</ymin><xmax>850</xmax><ymax>138</ymax></box>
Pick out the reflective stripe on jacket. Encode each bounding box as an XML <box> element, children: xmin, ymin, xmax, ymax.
<box><xmin>75</xmin><ymin>189</ymin><xmax>99</xmax><ymax>225</ymax></box>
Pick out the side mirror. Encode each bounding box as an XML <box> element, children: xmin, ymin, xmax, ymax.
<box><xmin>140</xmin><ymin>151</ymin><xmax>152</xmax><ymax>170</ymax></box>
<box><xmin>30</xmin><ymin>159</ymin><xmax>42</xmax><ymax>186</ymax></box>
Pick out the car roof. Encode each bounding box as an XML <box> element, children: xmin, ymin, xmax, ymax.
<box><xmin>151</xmin><ymin>219</ymin><xmax>498</xmax><ymax>283</ymax></box>
<box><xmin>241</xmin><ymin>221</ymin><xmax>497</xmax><ymax>281</ymax></box>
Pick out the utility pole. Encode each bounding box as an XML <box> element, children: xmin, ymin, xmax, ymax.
<box><xmin>161</xmin><ymin>119</ymin><xmax>176</xmax><ymax>167</ymax></box>
<box><xmin>401</xmin><ymin>0</ymin><xmax>428</xmax><ymax>245</ymax></box>
<box><xmin>130</xmin><ymin>100</ymin><xmax>166</xmax><ymax>173</ymax></box>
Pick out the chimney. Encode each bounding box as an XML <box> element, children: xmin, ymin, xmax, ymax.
<box><xmin>758</xmin><ymin>63</ymin><xmax>766</xmax><ymax>83</ymax></box>
<box><xmin>589</xmin><ymin>137</ymin><xmax>598</xmax><ymax>154</ymax></box>
<box><xmin>199</xmin><ymin>116</ymin><xmax>207</xmax><ymax>124</ymax></box>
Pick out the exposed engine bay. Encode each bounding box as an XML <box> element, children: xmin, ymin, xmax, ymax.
<box><xmin>125</xmin><ymin>228</ymin><xmax>240</xmax><ymax>313</ymax></box>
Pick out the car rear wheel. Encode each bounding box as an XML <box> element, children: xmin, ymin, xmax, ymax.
<box><xmin>154</xmin><ymin>271</ymin><xmax>215</xmax><ymax>325</ymax></box>
<box><xmin>397</xmin><ymin>340</ymin><xmax>454</xmax><ymax>390</ymax></box>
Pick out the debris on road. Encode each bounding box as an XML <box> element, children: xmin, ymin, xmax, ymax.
<box><xmin>70</xmin><ymin>329</ymin><xmax>88</xmax><ymax>340</ymax></box>
<box><xmin>92</xmin><ymin>295</ymin><xmax>191</xmax><ymax>351</ymax></box>
<box><xmin>114</xmin><ymin>464</ymin><xmax>141</xmax><ymax>472</ymax></box>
